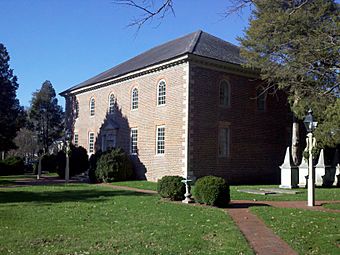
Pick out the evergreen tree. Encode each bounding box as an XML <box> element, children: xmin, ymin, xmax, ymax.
<box><xmin>0</xmin><ymin>43</ymin><xmax>25</xmax><ymax>152</ymax></box>
<box><xmin>239</xmin><ymin>0</ymin><xmax>339</xmax><ymax>155</ymax></box>
<box><xmin>29</xmin><ymin>81</ymin><xmax>64</xmax><ymax>152</ymax></box>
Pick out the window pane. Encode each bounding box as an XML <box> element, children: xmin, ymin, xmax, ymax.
<box><xmin>218</xmin><ymin>128</ymin><xmax>229</xmax><ymax>157</ymax></box>
<box><xmin>109</xmin><ymin>94</ymin><xmax>115</xmax><ymax>114</ymax></box>
<box><xmin>90</xmin><ymin>98</ymin><xmax>95</xmax><ymax>116</ymax></box>
<box><xmin>156</xmin><ymin>126</ymin><xmax>165</xmax><ymax>154</ymax></box>
<box><xmin>132</xmin><ymin>88</ymin><xmax>138</xmax><ymax>110</ymax></box>
<box><xmin>89</xmin><ymin>133</ymin><xmax>95</xmax><ymax>153</ymax></box>
<box><xmin>74</xmin><ymin>133</ymin><xmax>78</xmax><ymax>147</ymax></box>
<box><xmin>219</xmin><ymin>81</ymin><xmax>229</xmax><ymax>106</ymax></box>
<box><xmin>130</xmin><ymin>128</ymin><xmax>138</xmax><ymax>154</ymax></box>
<box><xmin>74</xmin><ymin>100</ymin><xmax>79</xmax><ymax>118</ymax></box>
<box><xmin>157</xmin><ymin>81</ymin><xmax>166</xmax><ymax>105</ymax></box>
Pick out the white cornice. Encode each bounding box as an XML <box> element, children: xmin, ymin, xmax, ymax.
<box><xmin>64</xmin><ymin>55</ymin><xmax>189</xmax><ymax>96</ymax></box>
<box><xmin>63</xmin><ymin>54</ymin><xmax>260</xmax><ymax>96</ymax></box>
<box><xmin>188</xmin><ymin>54</ymin><xmax>260</xmax><ymax>79</ymax></box>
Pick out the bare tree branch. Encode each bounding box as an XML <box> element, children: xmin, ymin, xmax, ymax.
<box><xmin>114</xmin><ymin>0</ymin><xmax>175</xmax><ymax>32</ymax></box>
<box><xmin>223</xmin><ymin>0</ymin><xmax>254</xmax><ymax>17</ymax></box>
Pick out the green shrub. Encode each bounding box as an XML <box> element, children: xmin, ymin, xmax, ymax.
<box><xmin>157</xmin><ymin>176</ymin><xmax>185</xmax><ymax>201</ymax></box>
<box><xmin>56</xmin><ymin>145</ymin><xmax>89</xmax><ymax>178</ymax></box>
<box><xmin>95</xmin><ymin>148</ymin><xmax>133</xmax><ymax>182</ymax></box>
<box><xmin>0</xmin><ymin>156</ymin><xmax>25</xmax><ymax>176</ymax></box>
<box><xmin>69</xmin><ymin>145</ymin><xmax>89</xmax><ymax>176</ymax></box>
<box><xmin>88</xmin><ymin>150</ymin><xmax>103</xmax><ymax>183</ymax></box>
<box><xmin>194</xmin><ymin>176</ymin><xmax>230</xmax><ymax>207</ymax></box>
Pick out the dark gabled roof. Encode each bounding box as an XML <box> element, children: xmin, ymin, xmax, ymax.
<box><xmin>61</xmin><ymin>30</ymin><xmax>245</xmax><ymax>95</ymax></box>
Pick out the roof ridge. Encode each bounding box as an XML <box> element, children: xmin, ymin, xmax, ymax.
<box><xmin>187</xmin><ymin>30</ymin><xmax>202</xmax><ymax>53</ymax></box>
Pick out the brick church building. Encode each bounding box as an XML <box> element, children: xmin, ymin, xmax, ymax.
<box><xmin>60</xmin><ymin>30</ymin><xmax>290</xmax><ymax>184</ymax></box>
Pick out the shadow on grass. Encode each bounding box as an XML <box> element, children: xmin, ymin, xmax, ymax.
<box><xmin>0</xmin><ymin>188</ymin><xmax>153</xmax><ymax>204</ymax></box>
<box><xmin>228</xmin><ymin>202</ymin><xmax>270</xmax><ymax>209</ymax></box>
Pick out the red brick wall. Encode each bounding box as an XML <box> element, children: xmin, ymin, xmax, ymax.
<box><xmin>69</xmin><ymin>62</ymin><xmax>189</xmax><ymax>181</ymax></box>
<box><xmin>189</xmin><ymin>64</ymin><xmax>290</xmax><ymax>184</ymax></box>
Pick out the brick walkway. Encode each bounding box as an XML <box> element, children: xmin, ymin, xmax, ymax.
<box><xmin>3</xmin><ymin>179</ymin><xmax>340</xmax><ymax>255</ymax></box>
<box><xmin>227</xmin><ymin>207</ymin><xmax>298</xmax><ymax>255</ymax></box>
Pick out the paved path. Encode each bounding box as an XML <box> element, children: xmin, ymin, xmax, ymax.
<box><xmin>227</xmin><ymin>207</ymin><xmax>298</xmax><ymax>255</ymax></box>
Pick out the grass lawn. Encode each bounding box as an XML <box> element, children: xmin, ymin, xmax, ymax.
<box><xmin>323</xmin><ymin>203</ymin><xmax>340</xmax><ymax>210</ymax></box>
<box><xmin>0</xmin><ymin>184</ymin><xmax>253</xmax><ymax>255</ymax></box>
<box><xmin>108</xmin><ymin>181</ymin><xmax>340</xmax><ymax>201</ymax></box>
<box><xmin>230</xmin><ymin>185</ymin><xmax>340</xmax><ymax>201</ymax></box>
<box><xmin>0</xmin><ymin>174</ymin><xmax>36</xmax><ymax>186</ymax></box>
<box><xmin>112</xmin><ymin>180</ymin><xmax>158</xmax><ymax>191</ymax></box>
<box><xmin>251</xmin><ymin>207</ymin><xmax>340</xmax><ymax>255</ymax></box>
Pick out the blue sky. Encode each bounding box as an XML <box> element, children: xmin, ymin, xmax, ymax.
<box><xmin>0</xmin><ymin>0</ymin><xmax>251</xmax><ymax>108</ymax></box>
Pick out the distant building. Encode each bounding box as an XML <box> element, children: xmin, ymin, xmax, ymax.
<box><xmin>60</xmin><ymin>31</ymin><xmax>290</xmax><ymax>184</ymax></box>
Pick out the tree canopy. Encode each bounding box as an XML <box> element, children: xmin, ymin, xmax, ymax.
<box><xmin>238</xmin><ymin>0</ymin><xmax>339</xmax><ymax>147</ymax></box>
<box><xmin>29</xmin><ymin>81</ymin><xmax>64</xmax><ymax>152</ymax></box>
<box><xmin>0</xmin><ymin>43</ymin><xmax>25</xmax><ymax>152</ymax></box>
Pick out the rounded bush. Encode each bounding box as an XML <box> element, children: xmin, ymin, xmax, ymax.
<box><xmin>194</xmin><ymin>176</ymin><xmax>230</xmax><ymax>207</ymax></box>
<box><xmin>95</xmin><ymin>148</ymin><xmax>133</xmax><ymax>182</ymax></box>
<box><xmin>56</xmin><ymin>145</ymin><xmax>89</xmax><ymax>178</ymax></box>
<box><xmin>157</xmin><ymin>176</ymin><xmax>185</xmax><ymax>201</ymax></box>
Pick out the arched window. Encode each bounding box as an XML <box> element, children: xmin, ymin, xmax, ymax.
<box><xmin>157</xmin><ymin>80</ymin><xmax>166</xmax><ymax>106</ymax></box>
<box><xmin>131</xmin><ymin>88</ymin><xmax>138</xmax><ymax>110</ymax></box>
<box><xmin>90</xmin><ymin>97</ymin><xmax>95</xmax><ymax>116</ymax></box>
<box><xmin>219</xmin><ymin>80</ymin><xmax>230</xmax><ymax>107</ymax></box>
<box><xmin>109</xmin><ymin>94</ymin><xmax>115</xmax><ymax>114</ymax></box>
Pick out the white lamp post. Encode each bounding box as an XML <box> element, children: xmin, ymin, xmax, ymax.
<box><xmin>303</xmin><ymin>109</ymin><xmax>318</xmax><ymax>207</ymax></box>
<box><xmin>65</xmin><ymin>130</ymin><xmax>72</xmax><ymax>183</ymax></box>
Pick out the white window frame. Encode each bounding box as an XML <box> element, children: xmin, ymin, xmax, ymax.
<box><xmin>89</xmin><ymin>132</ymin><xmax>95</xmax><ymax>154</ymax></box>
<box><xmin>156</xmin><ymin>125</ymin><xmax>165</xmax><ymax>155</ymax></box>
<box><xmin>218</xmin><ymin>127</ymin><xmax>230</xmax><ymax>158</ymax></box>
<box><xmin>90</xmin><ymin>97</ymin><xmax>95</xmax><ymax>116</ymax></box>
<box><xmin>157</xmin><ymin>80</ymin><xmax>166</xmax><ymax>106</ymax></box>
<box><xmin>109</xmin><ymin>93</ymin><xmax>115</xmax><ymax>114</ymax></box>
<box><xmin>130</xmin><ymin>128</ymin><xmax>138</xmax><ymax>154</ymax></box>
<box><xmin>219</xmin><ymin>80</ymin><xmax>230</xmax><ymax>107</ymax></box>
<box><xmin>74</xmin><ymin>133</ymin><xmax>79</xmax><ymax>147</ymax></box>
<box><xmin>131</xmin><ymin>87</ymin><xmax>139</xmax><ymax>110</ymax></box>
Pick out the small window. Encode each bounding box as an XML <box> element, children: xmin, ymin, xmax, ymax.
<box><xmin>131</xmin><ymin>88</ymin><xmax>138</xmax><ymax>110</ymax></box>
<box><xmin>219</xmin><ymin>80</ymin><xmax>230</xmax><ymax>106</ymax></box>
<box><xmin>109</xmin><ymin>94</ymin><xmax>115</xmax><ymax>114</ymax></box>
<box><xmin>74</xmin><ymin>99</ymin><xmax>79</xmax><ymax>118</ymax></box>
<box><xmin>130</xmin><ymin>128</ymin><xmax>138</xmax><ymax>154</ymax></box>
<box><xmin>74</xmin><ymin>133</ymin><xmax>79</xmax><ymax>147</ymax></box>
<box><xmin>156</xmin><ymin>126</ymin><xmax>165</xmax><ymax>154</ymax></box>
<box><xmin>89</xmin><ymin>132</ymin><xmax>95</xmax><ymax>153</ymax></box>
<box><xmin>218</xmin><ymin>127</ymin><xmax>230</xmax><ymax>157</ymax></box>
<box><xmin>157</xmin><ymin>80</ymin><xmax>166</xmax><ymax>106</ymax></box>
<box><xmin>90</xmin><ymin>98</ymin><xmax>95</xmax><ymax>116</ymax></box>
<box><xmin>257</xmin><ymin>90</ymin><xmax>266</xmax><ymax>111</ymax></box>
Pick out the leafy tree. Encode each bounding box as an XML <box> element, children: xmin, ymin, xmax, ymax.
<box><xmin>0</xmin><ymin>43</ymin><xmax>25</xmax><ymax>153</ymax></box>
<box><xmin>238</xmin><ymin>0</ymin><xmax>339</xmax><ymax>160</ymax></box>
<box><xmin>29</xmin><ymin>81</ymin><xmax>64</xmax><ymax>152</ymax></box>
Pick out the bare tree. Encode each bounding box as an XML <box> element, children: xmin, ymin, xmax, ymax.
<box><xmin>114</xmin><ymin>0</ymin><xmax>175</xmax><ymax>30</ymax></box>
